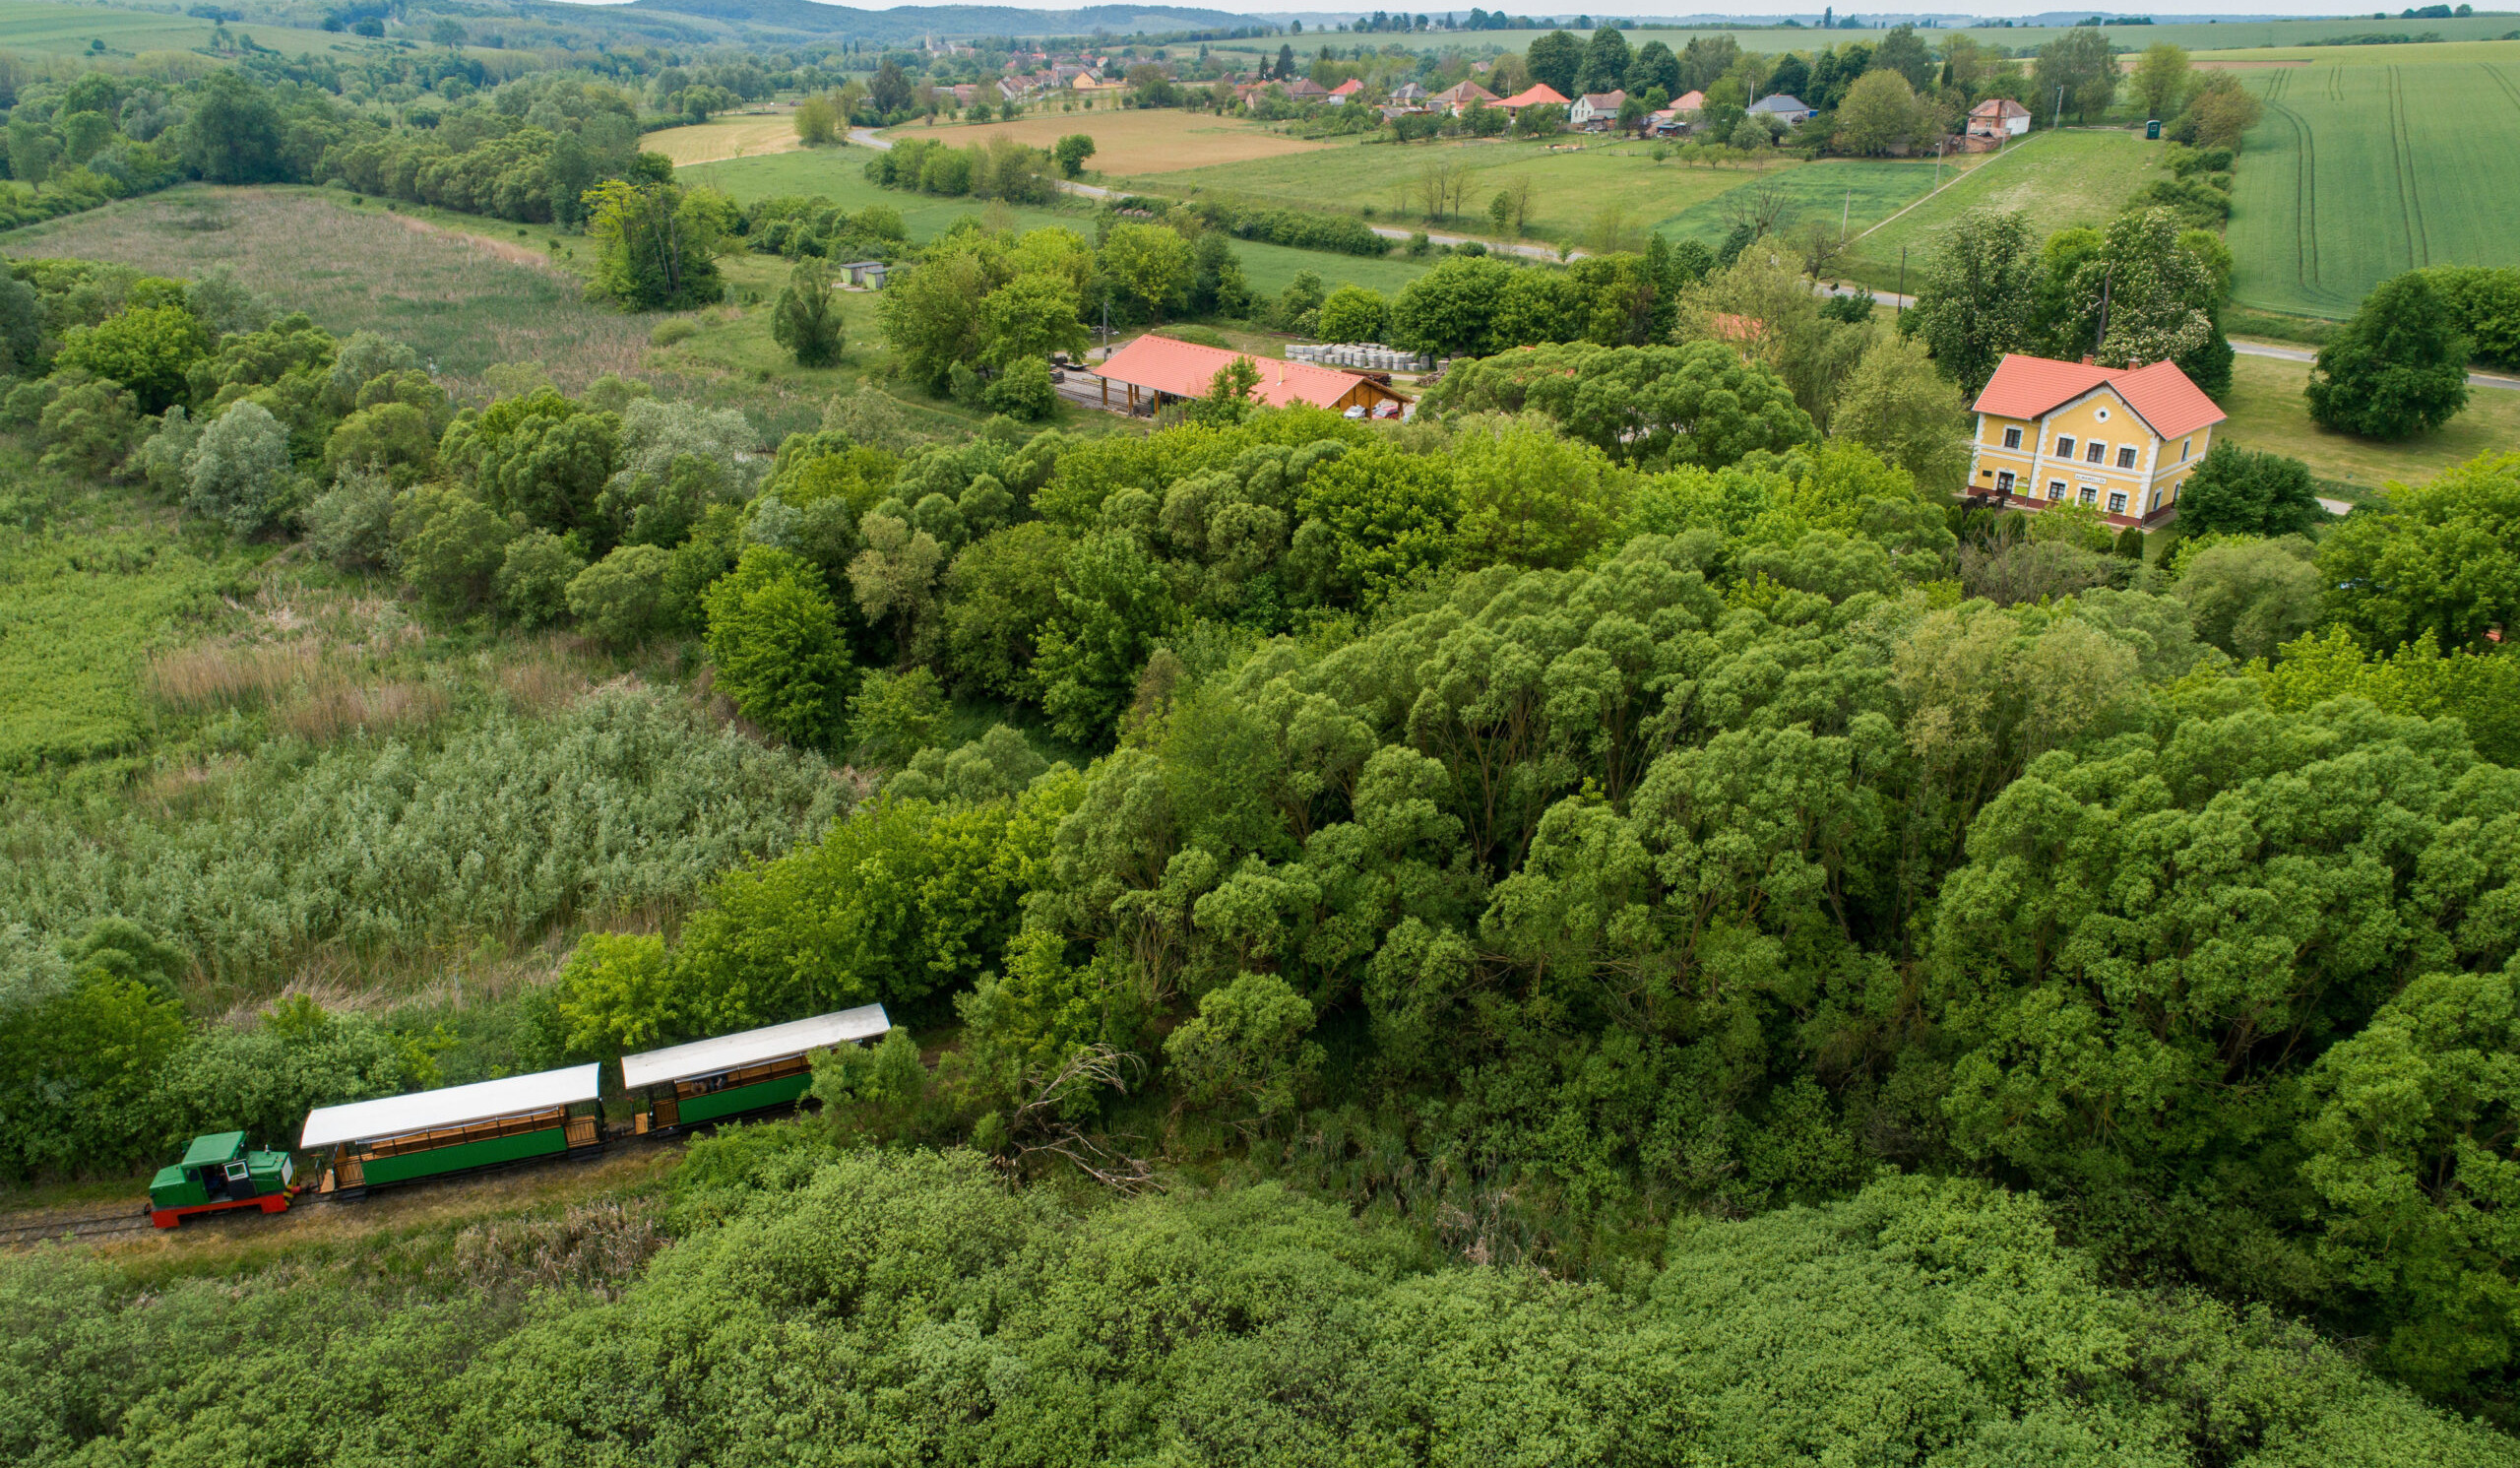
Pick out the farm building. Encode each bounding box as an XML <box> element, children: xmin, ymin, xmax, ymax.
<box><xmin>1429</xmin><ymin>79</ymin><xmax>1500</xmax><ymax>115</ymax></box>
<box><xmin>1570</xmin><ymin>91</ymin><xmax>1627</xmax><ymax>129</ymax></box>
<box><xmin>1967</xmin><ymin>97</ymin><xmax>2032</xmax><ymax>140</ymax></box>
<box><xmin>1496</xmin><ymin>82</ymin><xmax>1569</xmax><ymax>116</ymax></box>
<box><xmin>1328</xmin><ymin>78</ymin><xmax>1363</xmax><ymax>104</ymax></box>
<box><xmin>1749</xmin><ymin>94</ymin><xmax>1815</xmax><ymax>124</ymax></box>
<box><xmin>302</xmin><ymin>1063</ymin><xmax>603</xmax><ymax>1195</ymax></box>
<box><xmin>1283</xmin><ymin>78</ymin><xmax>1330</xmax><ymax>101</ymax></box>
<box><xmin>1089</xmin><ymin>336</ymin><xmax>1410</xmax><ymax>417</ymax></box>
<box><xmin>1967</xmin><ymin>352</ymin><xmax>2227</xmax><ymax>526</ymax></box>
<box><xmin>1672</xmin><ymin>90</ymin><xmax>1705</xmax><ymax>114</ymax></box>
<box><xmin>623</xmin><ymin>1004</ymin><xmax>892</xmax><ymax>1132</ymax></box>
<box><xmin>1390</xmin><ymin>81</ymin><xmax>1428</xmax><ymax>104</ymax></box>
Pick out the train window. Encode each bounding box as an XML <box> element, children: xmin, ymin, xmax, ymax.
<box><xmin>226</xmin><ymin>1160</ymin><xmax>251</xmax><ymax>1181</ymax></box>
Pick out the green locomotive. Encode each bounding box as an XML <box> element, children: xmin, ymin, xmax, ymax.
<box><xmin>149</xmin><ymin>1131</ymin><xmax>299</xmax><ymax>1228</ymax></box>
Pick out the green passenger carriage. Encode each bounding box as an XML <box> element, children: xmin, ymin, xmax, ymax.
<box><xmin>148</xmin><ymin>1131</ymin><xmax>299</xmax><ymax>1228</ymax></box>
<box><xmin>300</xmin><ymin>1063</ymin><xmax>604</xmax><ymax>1198</ymax></box>
<box><xmin>623</xmin><ymin>1004</ymin><xmax>891</xmax><ymax>1134</ymax></box>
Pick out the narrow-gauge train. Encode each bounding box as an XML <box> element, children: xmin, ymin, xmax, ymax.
<box><xmin>137</xmin><ymin>1004</ymin><xmax>889</xmax><ymax>1226</ymax></box>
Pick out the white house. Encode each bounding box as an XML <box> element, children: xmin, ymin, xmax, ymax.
<box><xmin>1748</xmin><ymin>93</ymin><xmax>1814</xmax><ymax>124</ymax></box>
<box><xmin>1967</xmin><ymin>96</ymin><xmax>2033</xmax><ymax>139</ymax></box>
<box><xmin>1569</xmin><ymin>90</ymin><xmax>1626</xmax><ymax>128</ymax></box>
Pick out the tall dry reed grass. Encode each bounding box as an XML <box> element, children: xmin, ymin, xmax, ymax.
<box><xmin>146</xmin><ymin>637</ymin><xmax>448</xmax><ymax>742</ymax></box>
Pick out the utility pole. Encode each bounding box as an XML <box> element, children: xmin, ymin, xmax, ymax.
<box><xmin>1933</xmin><ymin>135</ymin><xmax>1945</xmax><ymax>191</ymax></box>
<box><xmin>2052</xmin><ymin>84</ymin><xmax>2064</xmax><ymax>131</ymax></box>
<box><xmin>2096</xmin><ymin>262</ymin><xmax>2112</xmax><ymax>359</ymax></box>
<box><xmin>1840</xmin><ymin>185</ymin><xmax>1851</xmax><ymax>241</ymax></box>
<box><xmin>1897</xmin><ymin>246</ymin><xmax>1907</xmax><ymax>318</ymax></box>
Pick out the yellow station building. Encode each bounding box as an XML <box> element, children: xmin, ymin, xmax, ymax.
<box><xmin>1967</xmin><ymin>352</ymin><xmax>2227</xmax><ymax>527</ymax></box>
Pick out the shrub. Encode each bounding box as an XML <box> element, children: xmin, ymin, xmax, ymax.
<box><xmin>650</xmin><ymin>318</ymin><xmax>698</xmax><ymax>348</ymax></box>
<box><xmin>302</xmin><ymin>464</ymin><xmax>398</xmax><ymax>570</ymax></box>
<box><xmin>496</xmin><ymin>529</ymin><xmax>589</xmax><ymax>629</ymax></box>
<box><xmin>1315</xmin><ymin>286</ymin><xmax>1390</xmax><ymax>344</ymax></box>
<box><xmin>182</xmin><ymin>401</ymin><xmax>292</xmax><ymax>537</ymax></box>
<box><xmin>2175</xmin><ymin>440</ymin><xmax>2321</xmax><ymax>536</ymax></box>
<box><xmin>981</xmin><ymin>355</ymin><xmax>1056</xmax><ymax>420</ymax></box>
<box><xmin>703</xmin><ymin>544</ymin><xmax>852</xmax><ymax>748</ymax></box>
<box><xmin>566</xmin><ymin>543</ymin><xmax>673</xmax><ymax>648</ymax></box>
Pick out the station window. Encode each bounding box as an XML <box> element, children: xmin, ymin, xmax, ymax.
<box><xmin>2054</xmin><ymin>435</ymin><xmax>2075</xmax><ymax>458</ymax></box>
<box><xmin>2180</xmin><ymin>436</ymin><xmax>2193</xmax><ymax>462</ymax></box>
<box><xmin>2084</xmin><ymin>440</ymin><xmax>2106</xmax><ymax>464</ymax></box>
<box><xmin>2048</xmin><ymin>480</ymin><xmax>2067</xmax><ymax>500</ymax></box>
<box><xmin>2116</xmin><ymin>446</ymin><xmax>2138</xmax><ymax>469</ymax></box>
<box><xmin>2079</xmin><ymin>485</ymin><xmax>2099</xmax><ymax>506</ymax></box>
<box><xmin>2002</xmin><ymin>425</ymin><xmax>2022</xmax><ymax>449</ymax></box>
<box><xmin>2148</xmin><ymin>488</ymin><xmax>2162</xmax><ymax>512</ymax></box>
<box><xmin>2108</xmin><ymin>490</ymin><xmax>2128</xmax><ymax>514</ymax></box>
<box><xmin>1994</xmin><ymin>471</ymin><xmax>2015</xmax><ymax>493</ymax></box>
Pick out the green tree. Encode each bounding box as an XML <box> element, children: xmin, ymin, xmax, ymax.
<box><xmin>2172</xmin><ymin>537</ymin><xmax>2320</xmax><ymax>661</ymax></box>
<box><xmin>2130</xmin><ymin>42</ymin><xmax>2193</xmax><ymax>120</ymax></box>
<box><xmin>496</xmin><ymin>530</ymin><xmax>588</xmax><ymax>629</ymax></box>
<box><xmin>582</xmin><ymin>178</ymin><xmax>728</xmax><ymax>311</ymax></box>
<box><xmin>179</xmin><ymin>70</ymin><xmax>284</xmax><ymax>183</ymax></box>
<box><xmin>1449</xmin><ymin>415</ymin><xmax>1625</xmax><ymax>570</ymax></box>
<box><xmin>553</xmin><ymin>932</ymin><xmax>679</xmax><ymax>1054</ymax></box>
<box><xmin>1098</xmin><ymin>223</ymin><xmax>1194</xmax><ymax>323</ymax></box>
<box><xmin>437</xmin><ymin>389</ymin><xmax>622</xmax><ymax>537</ymax></box>
<box><xmin>1389</xmin><ymin>254</ymin><xmax>1513</xmax><ymax>358</ymax></box>
<box><xmin>1290</xmin><ymin>443</ymin><xmax>1460</xmax><ymax>604</ymax></box>
<box><xmin>983</xmin><ymin>356</ymin><xmax>1058</xmax><ymax>420</ymax></box>
<box><xmin>2064</xmin><ymin>207</ymin><xmax>2229</xmax><ymax>393</ymax></box>
<box><xmin>1164</xmin><ymin>971</ymin><xmax>1320</xmax><ymax>1126</ymax></box>
<box><xmin>1909</xmin><ymin>209</ymin><xmax>2047</xmax><ymax>396</ymax></box>
<box><xmin>1526</xmin><ymin>30</ymin><xmax>1585</xmax><ymax>95</ymax></box>
<box><xmin>1425</xmin><ymin>341</ymin><xmax>1815</xmax><ymax>468</ymax></box>
<box><xmin>978</xmin><ymin>272</ymin><xmax>1088</xmax><ymax>366</ymax></box>
<box><xmin>849</xmin><ymin>666</ymin><xmax>949</xmax><ymax>768</ymax></box>
<box><xmin>394</xmin><ymin>484</ymin><xmax>519</xmax><ymax>618</ymax></box>
<box><xmin>876</xmin><ymin>246</ymin><xmax>997</xmax><ymax>392</ymax></box>
<box><xmin>2315</xmin><ymin>451</ymin><xmax>2520</xmax><ymax>653</ymax></box>
<box><xmin>2300</xmin><ymin>962</ymin><xmax>2520</xmax><ymax>1400</ymax></box>
<box><xmin>2033</xmin><ymin>25</ymin><xmax>2117</xmax><ymax>122</ymax></box>
<box><xmin>2306</xmin><ymin>271</ymin><xmax>2471</xmax><ymax>440</ymax></box>
<box><xmin>1830</xmin><ymin>332</ymin><xmax>1972</xmax><ymax>492</ymax></box>
<box><xmin>1315</xmin><ymin>286</ymin><xmax>1390</xmax><ymax>345</ymax></box>
<box><xmin>769</xmin><ymin>259</ymin><xmax>846</xmax><ymax>368</ymax></box>
<box><xmin>565</xmin><ymin>543</ymin><xmax>673</xmax><ymax>648</ymax></box>
<box><xmin>1833</xmin><ymin>69</ymin><xmax>1924</xmax><ymax>157</ymax></box>
<box><xmin>1052</xmin><ymin>133</ymin><xmax>1097</xmax><ymax>178</ymax></box>
<box><xmin>1034</xmin><ymin>530</ymin><xmax>1176</xmax><ymax>743</ymax></box>
<box><xmin>1869</xmin><ymin>24</ymin><xmax>1934</xmax><ymax>90</ymax></box>
<box><xmin>2174</xmin><ymin>440</ymin><xmax>2321</xmax><ymax>536</ymax></box>
<box><xmin>54</xmin><ymin>303</ymin><xmax>210</xmax><ymax>415</ymax></box>
<box><xmin>705</xmin><ymin>544</ymin><xmax>853</xmax><ymax>748</ymax></box>
<box><xmin>182</xmin><ymin>401</ymin><xmax>291</xmax><ymax>538</ymax></box>
<box><xmin>1576</xmin><ymin>26</ymin><xmax>1633</xmax><ymax>95</ymax></box>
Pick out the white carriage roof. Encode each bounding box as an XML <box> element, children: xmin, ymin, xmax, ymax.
<box><xmin>620</xmin><ymin>1004</ymin><xmax>892</xmax><ymax>1091</ymax></box>
<box><xmin>299</xmin><ymin>1063</ymin><xmax>603</xmax><ymax>1150</ymax></box>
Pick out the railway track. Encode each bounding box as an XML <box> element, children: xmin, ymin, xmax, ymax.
<box><xmin>0</xmin><ymin>1208</ymin><xmax>159</xmax><ymax>1246</ymax></box>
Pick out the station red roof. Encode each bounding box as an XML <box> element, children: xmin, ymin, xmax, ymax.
<box><xmin>1095</xmin><ymin>335</ymin><xmax>1395</xmax><ymax>412</ymax></box>
<box><xmin>1972</xmin><ymin>352</ymin><xmax>2225</xmax><ymax>439</ymax></box>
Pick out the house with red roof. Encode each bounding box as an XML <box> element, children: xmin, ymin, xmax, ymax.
<box><xmin>1495</xmin><ymin>82</ymin><xmax>1568</xmax><ymax>114</ymax></box>
<box><xmin>1088</xmin><ymin>335</ymin><xmax>1410</xmax><ymax>417</ymax></box>
<box><xmin>1968</xmin><ymin>352</ymin><xmax>2227</xmax><ymax>526</ymax></box>
<box><xmin>1327</xmin><ymin>78</ymin><xmax>1364</xmax><ymax>105</ymax></box>
<box><xmin>1429</xmin><ymin>79</ymin><xmax>1500</xmax><ymax>115</ymax></box>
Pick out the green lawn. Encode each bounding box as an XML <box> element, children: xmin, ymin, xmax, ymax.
<box><xmin>677</xmin><ymin>150</ymin><xmax>1087</xmax><ymax>242</ymax></box>
<box><xmin>2229</xmin><ymin>51</ymin><xmax>2520</xmax><ymax>318</ymax></box>
<box><xmin>1121</xmin><ymin>136</ymin><xmax>1779</xmax><ymax>246</ymax></box>
<box><xmin>1838</xmin><ymin>129</ymin><xmax>2164</xmax><ymax>291</ymax></box>
<box><xmin>2216</xmin><ymin>351</ymin><xmax>2520</xmax><ymax>495</ymax></box>
<box><xmin>1651</xmin><ymin>158</ymin><xmax>1947</xmax><ymax>252</ymax></box>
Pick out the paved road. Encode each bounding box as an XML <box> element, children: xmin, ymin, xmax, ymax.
<box><xmin>2233</xmin><ymin>337</ymin><xmax>2520</xmax><ymax>391</ymax></box>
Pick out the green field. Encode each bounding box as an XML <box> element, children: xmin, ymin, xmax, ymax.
<box><xmin>0</xmin><ymin>1</ymin><xmax>424</xmax><ymax>58</ymax></box>
<box><xmin>683</xmin><ymin>149</ymin><xmax>1427</xmax><ymax>298</ymax></box>
<box><xmin>677</xmin><ymin>150</ymin><xmax>1086</xmax><ymax>240</ymax></box>
<box><xmin>2228</xmin><ymin>49</ymin><xmax>2520</xmax><ymax>318</ymax></box>
<box><xmin>1122</xmin><ymin>136</ymin><xmax>1787</xmax><ymax>245</ymax></box>
<box><xmin>1206</xmin><ymin>15</ymin><xmax>2520</xmax><ymax>66</ymax></box>
<box><xmin>1839</xmin><ymin>129</ymin><xmax>2164</xmax><ymax>290</ymax></box>
<box><xmin>1651</xmin><ymin>158</ymin><xmax>1945</xmax><ymax>251</ymax></box>
<box><xmin>2217</xmin><ymin>350</ymin><xmax>2520</xmax><ymax>495</ymax></box>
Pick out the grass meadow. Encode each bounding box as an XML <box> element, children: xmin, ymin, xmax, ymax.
<box><xmin>2216</xmin><ymin>351</ymin><xmax>2520</xmax><ymax>496</ymax></box>
<box><xmin>676</xmin><ymin>150</ymin><xmax>1083</xmax><ymax>239</ymax></box>
<box><xmin>0</xmin><ymin>187</ymin><xmax>655</xmax><ymax>397</ymax></box>
<box><xmin>1837</xmin><ymin>129</ymin><xmax>2162</xmax><ymax>291</ymax></box>
<box><xmin>2227</xmin><ymin>47</ymin><xmax>2520</xmax><ymax>318</ymax></box>
<box><xmin>0</xmin><ymin>1</ymin><xmax>347</xmax><ymax>56</ymax></box>
<box><xmin>884</xmin><ymin>109</ymin><xmax>1330</xmax><ymax>176</ymax></box>
<box><xmin>644</xmin><ymin>113</ymin><xmax>806</xmax><ymax>166</ymax></box>
<box><xmin>1121</xmin><ymin>136</ymin><xmax>1793</xmax><ymax>246</ymax></box>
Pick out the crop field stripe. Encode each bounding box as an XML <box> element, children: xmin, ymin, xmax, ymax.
<box><xmin>2389</xmin><ymin>68</ymin><xmax>2429</xmax><ymax>268</ymax></box>
<box><xmin>2485</xmin><ymin>63</ymin><xmax>2520</xmax><ymax>114</ymax></box>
